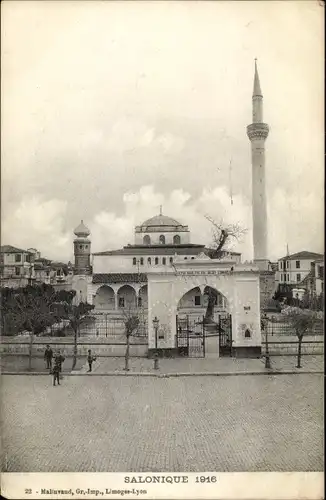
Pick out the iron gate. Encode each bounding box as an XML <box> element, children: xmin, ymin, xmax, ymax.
<box><xmin>176</xmin><ymin>316</ymin><xmax>205</xmax><ymax>358</ymax></box>
<box><xmin>176</xmin><ymin>314</ymin><xmax>232</xmax><ymax>357</ymax></box>
<box><xmin>218</xmin><ymin>313</ymin><xmax>232</xmax><ymax>356</ymax></box>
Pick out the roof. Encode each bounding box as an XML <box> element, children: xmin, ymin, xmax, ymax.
<box><xmin>140</xmin><ymin>214</ymin><xmax>183</xmax><ymax>228</ymax></box>
<box><xmin>93</xmin><ymin>244</ymin><xmax>205</xmax><ymax>256</ymax></box>
<box><xmin>0</xmin><ymin>245</ymin><xmax>32</xmax><ymax>254</ymax></box>
<box><xmin>93</xmin><ymin>273</ymin><xmax>147</xmax><ymax>284</ymax></box>
<box><xmin>279</xmin><ymin>251</ymin><xmax>324</xmax><ymax>261</ymax></box>
<box><xmin>74</xmin><ymin>220</ymin><xmax>90</xmax><ymax>237</ymax></box>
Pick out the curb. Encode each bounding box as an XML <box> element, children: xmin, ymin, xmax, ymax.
<box><xmin>1</xmin><ymin>370</ymin><xmax>323</xmax><ymax>377</ymax></box>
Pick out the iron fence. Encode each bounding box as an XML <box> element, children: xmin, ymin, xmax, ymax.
<box><xmin>265</xmin><ymin>317</ymin><xmax>324</xmax><ymax>336</ymax></box>
<box><xmin>261</xmin><ymin>339</ymin><xmax>324</xmax><ymax>356</ymax></box>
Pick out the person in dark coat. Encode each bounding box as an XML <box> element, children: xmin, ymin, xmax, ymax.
<box><xmin>87</xmin><ymin>350</ymin><xmax>96</xmax><ymax>372</ymax></box>
<box><xmin>44</xmin><ymin>345</ymin><xmax>53</xmax><ymax>370</ymax></box>
<box><xmin>53</xmin><ymin>350</ymin><xmax>65</xmax><ymax>385</ymax></box>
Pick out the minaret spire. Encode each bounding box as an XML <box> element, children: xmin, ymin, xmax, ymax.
<box><xmin>253</xmin><ymin>58</ymin><xmax>262</xmax><ymax>97</ymax></box>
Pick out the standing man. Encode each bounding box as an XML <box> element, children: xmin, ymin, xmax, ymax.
<box><xmin>87</xmin><ymin>349</ymin><xmax>96</xmax><ymax>372</ymax></box>
<box><xmin>52</xmin><ymin>351</ymin><xmax>63</xmax><ymax>386</ymax></box>
<box><xmin>52</xmin><ymin>350</ymin><xmax>65</xmax><ymax>385</ymax></box>
<box><xmin>44</xmin><ymin>345</ymin><xmax>53</xmax><ymax>370</ymax></box>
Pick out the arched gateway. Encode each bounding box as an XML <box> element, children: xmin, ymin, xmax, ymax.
<box><xmin>147</xmin><ymin>254</ymin><xmax>262</xmax><ymax>359</ymax></box>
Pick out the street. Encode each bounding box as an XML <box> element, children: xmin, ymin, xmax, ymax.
<box><xmin>1</xmin><ymin>373</ymin><xmax>323</xmax><ymax>472</ymax></box>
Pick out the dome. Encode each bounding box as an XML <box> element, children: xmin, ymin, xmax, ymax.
<box><xmin>141</xmin><ymin>214</ymin><xmax>182</xmax><ymax>228</ymax></box>
<box><xmin>74</xmin><ymin>220</ymin><xmax>90</xmax><ymax>237</ymax></box>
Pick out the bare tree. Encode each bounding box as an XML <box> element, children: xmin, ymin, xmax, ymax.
<box><xmin>121</xmin><ymin>306</ymin><xmax>140</xmax><ymax>371</ymax></box>
<box><xmin>204</xmin><ymin>215</ymin><xmax>247</xmax><ymax>322</ymax></box>
<box><xmin>205</xmin><ymin>215</ymin><xmax>247</xmax><ymax>259</ymax></box>
<box><xmin>63</xmin><ymin>301</ymin><xmax>95</xmax><ymax>370</ymax></box>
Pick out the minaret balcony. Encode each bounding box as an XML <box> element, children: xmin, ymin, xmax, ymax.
<box><xmin>246</xmin><ymin>123</ymin><xmax>269</xmax><ymax>141</ymax></box>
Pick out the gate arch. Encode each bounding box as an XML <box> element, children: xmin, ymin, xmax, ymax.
<box><xmin>94</xmin><ymin>285</ymin><xmax>115</xmax><ymax>310</ymax></box>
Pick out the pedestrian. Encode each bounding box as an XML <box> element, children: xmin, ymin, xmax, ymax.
<box><xmin>87</xmin><ymin>349</ymin><xmax>96</xmax><ymax>372</ymax></box>
<box><xmin>44</xmin><ymin>344</ymin><xmax>53</xmax><ymax>370</ymax></box>
<box><xmin>52</xmin><ymin>351</ymin><xmax>64</xmax><ymax>386</ymax></box>
<box><xmin>53</xmin><ymin>350</ymin><xmax>65</xmax><ymax>383</ymax></box>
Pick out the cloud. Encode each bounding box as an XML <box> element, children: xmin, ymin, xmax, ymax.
<box><xmin>1</xmin><ymin>197</ymin><xmax>71</xmax><ymax>261</ymax></box>
<box><xmin>1</xmin><ymin>184</ymin><xmax>323</xmax><ymax>264</ymax></box>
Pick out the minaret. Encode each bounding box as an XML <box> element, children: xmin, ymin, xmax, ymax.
<box><xmin>246</xmin><ymin>60</ymin><xmax>269</xmax><ymax>269</ymax></box>
<box><xmin>73</xmin><ymin>220</ymin><xmax>91</xmax><ymax>275</ymax></box>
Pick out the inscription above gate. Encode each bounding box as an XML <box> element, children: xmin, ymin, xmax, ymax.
<box><xmin>177</xmin><ymin>270</ymin><xmax>233</xmax><ymax>276</ymax></box>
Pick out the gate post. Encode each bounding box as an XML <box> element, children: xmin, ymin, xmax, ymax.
<box><xmin>202</xmin><ymin>315</ymin><xmax>206</xmax><ymax>358</ymax></box>
<box><xmin>186</xmin><ymin>315</ymin><xmax>189</xmax><ymax>354</ymax></box>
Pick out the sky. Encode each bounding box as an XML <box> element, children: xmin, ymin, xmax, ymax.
<box><xmin>1</xmin><ymin>0</ymin><xmax>324</xmax><ymax>263</ymax></box>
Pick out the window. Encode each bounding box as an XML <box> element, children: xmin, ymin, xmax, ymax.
<box><xmin>287</xmin><ymin>274</ymin><xmax>290</xmax><ymax>281</ymax></box>
<box><xmin>283</xmin><ymin>261</ymin><xmax>286</xmax><ymax>270</ymax></box>
<box><xmin>173</xmin><ymin>235</ymin><xmax>181</xmax><ymax>244</ymax></box>
<box><xmin>140</xmin><ymin>258</ymin><xmax>144</xmax><ymax>265</ymax></box>
<box><xmin>56</xmin><ymin>269</ymin><xmax>61</xmax><ymax>276</ymax></box>
<box><xmin>318</xmin><ymin>266</ymin><xmax>324</xmax><ymax>279</ymax></box>
<box><xmin>184</xmin><ymin>257</ymin><xmax>188</xmax><ymax>260</ymax></box>
<box><xmin>15</xmin><ymin>267</ymin><xmax>20</xmax><ymax>275</ymax></box>
<box><xmin>138</xmin><ymin>297</ymin><xmax>142</xmax><ymax>307</ymax></box>
<box><xmin>296</xmin><ymin>273</ymin><xmax>301</xmax><ymax>282</ymax></box>
<box><xmin>155</xmin><ymin>257</ymin><xmax>159</xmax><ymax>265</ymax></box>
<box><xmin>296</xmin><ymin>261</ymin><xmax>300</xmax><ymax>269</ymax></box>
<box><xmin>143</xmin><ymin>235</ymin><xmax>151</xmax><ymax>245</ymax></box>
<box><xmin>286</xmin><ymin>261</ymin><xmax>289</xmax><ymax>268</ymax></box>
<box><xmin>147</xmin><ymin>257</ymin><xmax>151</xmax><ymax>265</ymax></box>
<box><xmin>119</xmin><ymin>297</ymin><xmax>125</xmax><ymax>308</ymax></box>
<box><xmin>195</xmin><ymin>295</ymin><xmax>201</xmax><ymax>306</ymax></box>
<box><xmin>245</xmin><ymin>329</ymin><xmax>251</xmax><ymax>338</ymax></box>
<box><xmin>162</xmin><ymin>257</ymin><xmax>166</xmax><ymax>265</ymax></box>
<box><xmin>85</xmin><ymin>245</ymin><xmax>88</xmax><ymax>249</ymax></box>
<box><xmin>133</xmin><ymin>258</ymin><xmax>137</xmax><ymax>266</ymax></box>
<box><xmin>169</xmin><ymin>257</ymin><xmax>173</xmax><ymax>264</ymax></box>
<box><xmin>79</xmin><ymin>245</ymin><xmax>83</xmax><ymax>250</ymax></box>
<box><xmin>25</xmin><ymin>254</ymin><xmax>31</xmax><ymax>263</ymax></box>
<box><xmin>15</xmin><ymin>254</ymin><xmax>21</xmax><ymax>262</ymax></box>
<box><xmin>279</xmin><ymin>262</ymin><xmax>282</xmax><ymax>270</ymax></box>
<box><xmin>159</xmin><ymin>235</ymin><xmax>165</xmax><ymax>244</ymax></box>
<box><xmin>284</xmin><ymin>274</ymin><xmax>287</xmax><ymax>282</ymax></box>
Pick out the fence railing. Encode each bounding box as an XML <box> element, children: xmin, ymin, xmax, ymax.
<box><xmin>265</xmin><ymin>317</ymin><xmax>324</xmax><ymax>336</ymax></box>
<box><xmin>261</xmin><ymin>340</ymin><xmax>324</xmax><ymax>356</ymax></box>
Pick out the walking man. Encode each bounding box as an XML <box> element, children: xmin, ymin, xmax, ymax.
<box><xmin>44</xmin><ymin>344</ymin><xmax>53</xmax><ymax>370</ymax></box>
<box><xmin>87</xmin><ymin>349</ymin><xmax>96</xmax><ymax>372</ymax></box>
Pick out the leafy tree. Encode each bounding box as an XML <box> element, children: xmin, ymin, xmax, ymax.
<box><xmin>1</xmin><ymin>284</ymin><xmax>65</xmax><ymax>368</ymax></box>
<box><xmin>281</xmin><ymin>306</ymin><xmax>318</xmax><ymax>368</ymax></box>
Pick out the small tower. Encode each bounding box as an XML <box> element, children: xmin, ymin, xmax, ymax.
<box><xmin>73</xmin><ymin>220</ymin><xmax>91</xmax><ymax>275</ymax></box>
<box><xmin>246</xmin><ymin>59</ymin><xmax>269</xmax><ymax>269</ymax></box>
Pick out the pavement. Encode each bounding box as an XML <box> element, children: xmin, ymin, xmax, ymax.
<box><xmin>2</xmin><ymin>354</ymin><xmax>323</xmax><ymax>376</ymax></box>
<box><xmin>1</xmin><ymin>373</ymin><xmax>323</xmax><ymax>472</ymax></box>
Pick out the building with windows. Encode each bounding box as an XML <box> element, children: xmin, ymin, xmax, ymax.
<box><xmin>276</xmin><ymin>251</ymin><xmax>323</xmax><ymax>287</ymax></box>
<box><xmin>0</xmin><ymin>245</ymin><xmax>34</xmax><ymax>287</ymax></box>
<box><xmin>0</xmin><ymin>245</ymin><xmax>72</xmax><ymax>289</ymax></box>
<box><xmin>72</xmin><ymin>212</ymin><xmax>263</xmax><ymax>358</ymax></box>
<box><xmin>72</xmin><ymin>213</ymin><xmax>241</xmax><ymax>311</ymax></box>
